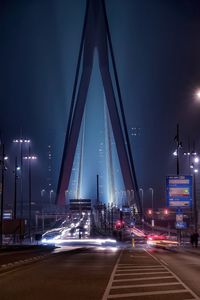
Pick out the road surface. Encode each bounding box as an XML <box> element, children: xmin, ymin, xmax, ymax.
<box><xmin>0</xmin><ymin>243</ymin><xmax>200</xmax><ymax>299</ymax></box>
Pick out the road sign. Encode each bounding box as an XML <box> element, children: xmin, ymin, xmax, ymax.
<box><xmin>69</xmin><ymin>199</ymin><xmax>91</xmax><ymax>211</ymax></box>
<box><xmin>175</xmin><ymin>221</ymin><xmax>187</xmax><ymax>229</ymax></box>
<box><xmin>176</xmin><ymin>213</ymin><xmax>183</xmax><ymax>222</ymax></box>
<box><xmin>166</xmin><ymin>175</ymin><xmax>192</xmax><ymax>208</ymax></box>
<box><xmin>122</xmin><ymin>206</ymin><xmax>131</xmax><ymax>213</ymax></box>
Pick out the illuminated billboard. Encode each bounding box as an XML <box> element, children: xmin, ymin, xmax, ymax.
<box><xmin>166</xmin><ymin>175</ymin><xmax>192</xmax><ymax>207</ymax></box>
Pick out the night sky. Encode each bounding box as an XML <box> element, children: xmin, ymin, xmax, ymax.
<box><xmin>1</xmin><ymin>0</ymin><xmax>200</xmax><ymax>210</ymax></box>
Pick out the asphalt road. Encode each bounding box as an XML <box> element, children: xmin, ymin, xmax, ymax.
<box><xmin>149</xmin><ymin>246</ymin><xmax>200</xmax><ymax>298</ymax></box>
<box><xmin>0</xmin><ymin>244</ymin><xmax>200</xmax><ymax>300</ymax></box>
<box><xmin>0</xmin><ymin>246</ymin><xmax>119</xmax><ymax>300</ymax></box>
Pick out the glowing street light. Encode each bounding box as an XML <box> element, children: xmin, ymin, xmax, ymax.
<box><xmin>195</xmin><ymin>89</ymin><xmax>200</xmax><ymax>101</ymax></box>
<box><xmin>23</xmin><ymin>156</ymin><xmax>37</xmax><ymax>160</ymax></box>
<box><xmin>13</xmin><ymin>139</ymin><xmax>30</xmax><ymax>143</ymax></box>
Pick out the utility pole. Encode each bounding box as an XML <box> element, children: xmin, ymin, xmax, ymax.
<box><xmin>174</xmin><ymin>124</ymin><xmax>182</xmax><ymax>243</ymax></box>
<box><xmin>193</xmin><ymin>172</ymin><xmax>198</xmax><ymax>232</ymax></box>
<box><xmin>111</xmin><ymin>202</ymin><xmax>114</xmax><ymax>233</ymax></box>
<box><xmin>28</xmin><ymin>144</ymin><xmax>32</xmax><ymax>243</ymax></box>
<box><xmin>96</xmin><ymin>174</ymin><xmax>100</xmax><ymax>228</ymax></box>
<box><xmin>174</xmin><ymin>124</ymin><xmax>182</xmax><ymax>175</ymax></box>
<box><xmin>96</xmin><ymin>174</ymin><xmax>99</xmax><ymax>204</ymax></box>
<box><xmin>13</xmin><ymin>157</ymin><xmax>18</xmax><ymax>244</ymax></box>
<box><xmin>14</xmin><ymin>157</ymin><xmax>18</xmax><ymax>220</ymax></box>
<box><xmin>0</xmin><ymin>144</ymin><xmax>5</xmax><ymax>246</ymax></box>
<box><xmin>191</xmin><ymin>141</ymin><xmax>198</xmax><ymax>233</ymax></box>
<box><xmin>20</xmin><ymin>141</ymin><xmax>23</xmax><ymax>219</ymax></box>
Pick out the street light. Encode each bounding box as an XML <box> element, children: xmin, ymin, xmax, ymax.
<box><xmin>139</xmin><ymin>188</ymin><xmax>144</xmax><ymax>220</ymax></box>
<box><xmin>50</xmin><ymin>190</ymin><xmax>54</xmax><ymax>203</ymax></box>
<box><xmin>190</xmin><ymin>154</ymin><xmax>199</xmax><ymax>232</ymax></box>
<box><xmin>23</xmin><ymin>149</ymin><xmax>37</xmax><ymax>243</ymax></box>
<box><xmin>149</xmin><ymin>188</ymin><xmax>154</xmax><ymax>228</ymax></box>
<box><xmin>13</xmin><ymin>139</ymin><xmax>30</xmax><ymax>144</ymax></box>
<box><xmin>0</xmin><ymin>144</ymin><xmax>6</xmax><ymax>246</ymax></box>
<box><xmin>13</xmin><ymin>158</ymin><xmax>20</xmax><ymax>220</ymax></box>
<box><xmin>149</xmin><ymin>188</ymin><xmax>154</xmax><ymax>211</ymax></box>
<box><xmin>13</xmin><ymin>138</ymin><xmax>31</xmax><ymax>219</ymax></box>
<box><xmin>195</xmin><ymin>89</ymin><xmax>200</xmax><ymax>101</ymax></box>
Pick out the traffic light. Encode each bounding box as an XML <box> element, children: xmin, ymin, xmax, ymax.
<box><xmin>115</xmin><ymin>220</ymin><xmax>122</xmax><ymax>230</ymax></box>
<box><xmin>148</xmin><ymin>209</ymin><xmax>152</xmax><ymax>215</ymax></box>
<box><xmin>164</xmin><ymin>209</ymin><xmax>168</xmax><ymax>215</ymax></box>
<box><xmin>115</xmin><ymin>220</ymin><xmax>125</xmax><ymax>230</ymax></box>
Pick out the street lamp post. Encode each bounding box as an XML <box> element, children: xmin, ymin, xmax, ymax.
<box><xmin>173</xmin><ymin>124</ymin><xmax>182</xmax><ymax>175</ymax></box>
<box><xmin>13</xmin><ymin>157</ymin><xmax>20</xmax><ymax>220</ymax></box>
<box><xmin>190</xmin><ymin>153</ymin><xmax>199</xmax><ymax>233</ymax></box>
<box><xmin>111</xmin><ymin>202</ymin><xmax>114</xmax><ymax>232</ymax></box>
<box><xmin>139</xmin><ymin>188</ymin><xmax>144</xmax><ymax>221</ymax></box>
<box><xmin>0</xmin><ymin>144</ymin><xmax>5</xmax><ymax>246</ymax></box>
<box><xmin>13</xmin><ymin>157</ymin><xmax>20</xmax><ymax>243</ymax></box>
<box><xmin>149</xmin><ymin>188</ymin><xmax>154</xmax><ymax>228</ymax></box>
<box><xmin>13</xmin><ymin>139</ymin><xmax>31</xmax><ymax>219</ymax></box>
<box><xmin>23</xmin><ymin>148</ymin><xmax>37</xmax><ymax>244</ymax></box>
<box><xmin>193</xmin><ymin>171</ymin><xmax>198</xmax><ymax>233</ymax></box>
<box><xmin>28</xmin><ymin>145</ymin><xmax>32</xmax><ymax>243</ymax></box>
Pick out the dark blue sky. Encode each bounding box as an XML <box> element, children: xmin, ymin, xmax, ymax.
<box><xmin>1</xmin><ymin>0</ymin><xmax>200</xmax><ymax>208</ymax></box>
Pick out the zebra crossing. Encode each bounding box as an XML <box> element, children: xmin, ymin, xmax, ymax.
<box><xmin>102</xmin><ymin>248</ymin><xmax>199</xmax><ymax>300</ymax></box>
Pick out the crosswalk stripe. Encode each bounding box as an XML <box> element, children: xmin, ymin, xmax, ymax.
<box><xmin>111</xmin><ymin>282</ymin><xmax>180</xmax><ymax>289</ymax></box>
<box><xmin>113</xmin><ymin>275</ymin><xmax>174</xmax><ymax>282</ymax></box>
<box><xmin>116</xmin><ymin>268</ymin><xmax>165</xmax><ymax>272</ymax></box>
<box><xmin>117</xmin><ymin>265</ymin><xmax>163</xmax><ymax>268</ymax></box>
<box><xmin>144</xmin><ymin>249</ymin><xmax>199</xmax><ymax>299</ymax></box>
<box><xmin>107</xmin><ymin>289</ymin><xmax>188</xmax><ymax>298</ymax></box>
<box><xmin>115</xmin><ymin>271</ymin><xmax>169</xmax><ymax>276</ymax></box>
<box><xmin>102</xmin><ymin>251</ymin><xmax>123</xmax><ymax>300</ymax></box>
<box><xmin>102</xmin><ymin>248</ymin><xmax>199</xmax><ymax>300</ymax></box>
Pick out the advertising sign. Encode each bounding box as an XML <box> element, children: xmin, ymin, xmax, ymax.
<box><xmin>166</xmin><ymin>175</ymin><xmax>192</xmax><ymax>208</ymax></box>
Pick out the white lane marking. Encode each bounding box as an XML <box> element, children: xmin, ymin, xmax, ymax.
<box><xmin>118</xmin><ymin>264</ymin><xmax>160</xmax><ymax>267</ymax></box>
<box><xmin>1</xmin><ymin>265</ymin><xmax>7</xmax><ymax>268</ymax></box>
<box><xmin>111</xmin><ymin>282</ymin><xmax>180</xmax><ymax>289</ymax></box>
<box><xmin>130</xmin><ymin>255</ymin><xmax>149</xmax><ymax>258</ymax></box>
<box><xmin>113</xmin><ymin>275</ymin><xmax>174</xmax><ymax>282</ymax></box>
<box><xmin>0</xmin><ymin>254</ymin><xmax>49</xmax><ymax>272</ymax></box>
<box><xmin>102</xmin><ymin>251</ymin><xmax>122</xmax><ymax>300</ymax></box>
<box><xmin>115</xmin><ymin>271</ymin><xmax>169</xmax><ymax>276</ymax></box>
<box><xmin>160</xmin><ymin>258</ymin><xmax>169</xmax><ymax>266</ymax></box>
<box><xmin>144</xmin><ymin>249</ymin><xmax>199</xmax><ymax>299</ymax></box>
<box><xmin>107</xmin><ymin>289</ymin><xmax>189</xmax><ymax>298</ymax></box>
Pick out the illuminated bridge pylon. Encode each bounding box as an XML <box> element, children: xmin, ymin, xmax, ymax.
<box><xmin>56</xmin><ymin>0</ymin><xmax>141</xmax><ymax>214</ymax></box>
